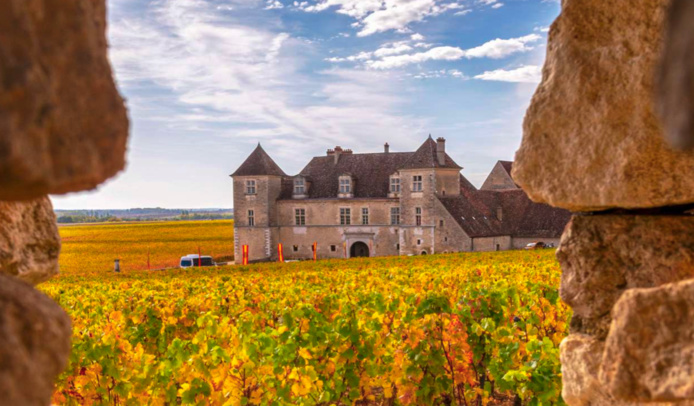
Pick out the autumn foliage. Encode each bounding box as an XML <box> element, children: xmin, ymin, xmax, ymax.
<box><xmin>43</xmin><ymin>236</ymin><xmax>569</xmax><ymax>405</ymax></box>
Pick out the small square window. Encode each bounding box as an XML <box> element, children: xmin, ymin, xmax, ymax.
<box><xmin>417</xmin><ymin>239</ymin><xmax>422</xmax><ymax>246</ymax></box>
<box><xmin>295</xmin><ymin>208</ymin><xmax>306</xmax><ymax>226</ymax></box>
<box><xmin>439</xmin><ymin>219</ymin><xmax>444</xmax><ymax>227</ymax></box>
<box><xmin>330</xmin><ymin>245</ymin><xmax>337</xmax><ymax>252</ymax></box>
<box><xmin>293</xmin><ymin>245</ymin><xmax>299</xmax><ymax>252</ymax></box>
<box><xmin>412</xmin><ymin>175</ymin><xmax>423</xmax><ymax>192</ymax></box>
<box><xmin>245</xmin><ymin>180</ymin><xmax>257</xmax><ymax>195</ymax></box>
<box><xmin>340</xmin><ymin>208</ymin><xmax>351</xmax><ymax>225</ymax></box>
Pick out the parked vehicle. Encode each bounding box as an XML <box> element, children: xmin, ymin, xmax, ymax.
<box><xmin>180</xmin><ymin>254</ymin><xmax>216</xmax><ymax>268</ymax></box>
<box><xmin>524</xmin><ymin>242</ymin><xmax>546</xmax><ymax>250</ymax></box>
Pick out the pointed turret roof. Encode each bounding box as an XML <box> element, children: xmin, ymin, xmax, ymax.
<box><xmin>400</xmin><ymin>135</ymin><xmax>462</xmax><ymax>170</ymax></box>
<box><xmin>231</xmin><ymin>144</ymin><xmax>287</xmax><ymax>177</ymax></box>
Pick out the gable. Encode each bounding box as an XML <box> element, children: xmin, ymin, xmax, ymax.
<box><xmin>480</xmin><ymin>161</ymin><xmax>518</xmax><ymax>191</ymax></box>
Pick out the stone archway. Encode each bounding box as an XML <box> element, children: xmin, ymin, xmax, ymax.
<box><xmin>350</xmin><ymin>241</ymin><xmax>370</xmax><ymax>258</ymax></box>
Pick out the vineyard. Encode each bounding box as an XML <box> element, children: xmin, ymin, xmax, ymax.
<box><xmin>43</xmin><ymin>230</ymin><xmax>570</xmax><ymax>405</ymax></box>
<box><xmin>57</xmin><ymin>221</ymin><xmax>235</xmax><ymax>275</ymax></box>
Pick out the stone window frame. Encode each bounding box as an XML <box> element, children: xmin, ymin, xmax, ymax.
<box><xmin>390</xmin><ymin>176</ymin><xmax>401</xmax><ymax>193</ymax></box>
<box><xmin>294</xmin><ymin>178</ymin><xmax>306</xmax><ymax>196</ymax></box>
<box><xmin>245</xmin><ymin>179</ymin><xmax>257</xmax><ymax>195</ymax></box>
<box><xmin>361</xmin><ymin>207</ymin><xmax>369</xmax><ymax>225</ymax></box>
<box><xmin>339</xmin><ymin>207</ymin><xmax>351</xmax><ymax>225</ymax></box>
<box><xmin>415</xmin><ymin>207</ymin><xmax>422</xmax><ymax>226</ymax></box>
<box><xmin>412</xmin><ymin>175</ymin><xmax>423</xmax><ymax>192</ymax></box>
<box><xmin>339</xmin><ymin>176</ymin><xmax>352</xmax><ymax>194</ymax></box>
<box><xmin>390</xmin><ymin>207</ymin><xmax>400</xmax><ymax>225</ymax></box>
<box><xmin>248</xmin><ymin>209</ymin><xmax>255</xmax><ymax>227</ymax></box>
<box><xmin>295</xmin><ymin>208</ymin><xmax>306</xmax><ymax>226</ymax></box>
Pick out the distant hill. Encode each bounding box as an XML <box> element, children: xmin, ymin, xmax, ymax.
<box><xmin>54</xmin><ymin>208</ymin><xmax>234</xmax><ymax>224</ymax></box>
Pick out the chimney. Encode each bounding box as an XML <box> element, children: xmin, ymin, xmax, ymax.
<box><xmin>384</xmin><ymin>143</ymin><xmax>390</xmax><ymax>153</ymax></box>
<box><xmin>436</xmin><ymin>137</ymin><xmax>446</xmax><ymax>166</ymax></box>
<box><xmin>333</xmin><ymin>146</ymin><xmax>343</xmax><ymax>164</ymax></box>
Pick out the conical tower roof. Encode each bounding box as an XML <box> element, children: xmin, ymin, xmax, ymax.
<box><xmin>231</xmin><ymin>144</ymin><xmax>287</xmax><ymax>177</ymax></box>
<box><xmin>400</xmin><ymin>135</ymin><xmax>462</xmax><ymax>170</ymax></box>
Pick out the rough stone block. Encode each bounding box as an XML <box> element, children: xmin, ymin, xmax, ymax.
<box><xmin>513</xmin><ymin>0</ymin><xmax>694</xmax><ymax>212</ymax></box>
<box><xmin>0</xmin><ymin>197</ymin><xmax>60</xmax><ymax>285</ymax></box>
<box><xmin>601</xmin><ymin>279</ymin><xmax>694</xmax><ymax>402</ymax></box>
<box><xmin>0</xmin><ymin>0</ymin><xmax>129</xmax><ymax>201</ymax></box>
<box><xmin>557</xmin><ymin>215</ymin><xmax>694</xmax><ymax>339</ymax></box>
<box><xmin>561</xmin><ymin>334</ymin><xmax>616</xmax><ymax>406</ymax></box>
<box><xmin>0</xmin><ymin>274</ymin><xmax>71</xmax><ymax>406</ymax></box>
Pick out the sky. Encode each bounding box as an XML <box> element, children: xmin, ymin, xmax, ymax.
<box><xmin>52</xmin><ymin>0</ymin><xmax>560</xmax><ymax>210</ymax></box>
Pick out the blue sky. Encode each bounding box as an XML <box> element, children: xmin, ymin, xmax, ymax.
<box><xmin>52</xmin><ymin>0</ymin><xmax>560</xmax><ymax>210</ymax></box>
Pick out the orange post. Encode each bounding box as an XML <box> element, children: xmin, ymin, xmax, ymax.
<box><xmin>312</xmin><ymin>242</ymin><xmax>317</xmax><ymax>262</ymax></box>
<box><xmin>278</xmin><ymin>243</ymin><xmax>285</xmax><ymax>262</ymax></box>
<box><xmin>242</xmin><ymin>245</ymin><xmax>249</xmax><ymax>265</ymax></box>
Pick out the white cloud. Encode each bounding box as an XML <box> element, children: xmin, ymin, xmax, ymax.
<box><xmin>367</xmin><ymin>34</ymin><xmax>542</xmax><ymax>69</ymax></box>
<box><xmin>264</xmin><ymin>0</ymin><xmax>284</xmax><ymax>9</ymax></box>
<box><xmin>491</xmin><ymin>3</ymin><xmax>503</xmax><ymax>8</ymax></box>
<box><xmin>110</xmin><ymin>0</ymin><xmax>425</xmax><ymax>161</ymax></box>
<box><xmin>297</xmin><ymin>0</ymin><xmax>469</xmax><ymax>37</ymax></box>
<box><xmin>411</xmin><ymin>33</ymin><xmax>425</xmax><ymax>41</ymax></box>
<box><xmin>412</xmin><ymin>69</ymin><xmax>468</xmax><ymax>79</ymax></box>
<box><xmin>369</xmin><ymin>46</ymin><xmax>464</xmax><ymax>69</ymax></box>
<box><xmin>463</xmin><ymin>34</ymin><xmax>540</xmax><ymax>59</ymax></box>
<box><xmin>474</xmin><ymin>65</ymin><xmax>542</xmax><ymax>83</ymax></box>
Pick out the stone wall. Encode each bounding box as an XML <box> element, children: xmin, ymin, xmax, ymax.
<box><xmin>513</xmin><ymin>0</ymin><xmax>694</xmax><ymax>404</ymax></box>
<box><xmin>0</xmin><ymin>0</ymin><xmax>130</xmax><ymax>404</ymax></box>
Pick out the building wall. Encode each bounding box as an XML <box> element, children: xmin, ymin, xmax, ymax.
<box><xmin>480</xmin><ymin>162</ymin><xmax>518</xmax><ymax>191</ymax></box>
<box><xmin>232</xmin><ymin>175</ymin><xmax>283</xmax><ymax>263</ymax></box>
<box><xmin>276</xmin><ymin>198</ymin><xmax>400</xmax><ymax>260</ymax></box>
<box><xmin>471</xmin><ymin>236</ymin><xmax>513</xmax><ymax>252</ymax></box>
<box><xmin>398</xmin><ymin>169</ymin><xmax>437</xmax><ymax>256</ymax></box>
<box><xmin>435</xmin><ymin>169</ymin><xmax>462</xmax><ymax>197</ymax></box>
<box><xmin>434</xmin><ymin>198</ymin><xmax>473</xmax><ymax>253</ymax></box>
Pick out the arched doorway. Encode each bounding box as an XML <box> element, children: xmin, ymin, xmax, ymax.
<box><xmin>350</xmin><ymin>242</ymin><xmax>370</xmax><ymax>258</ymax></box>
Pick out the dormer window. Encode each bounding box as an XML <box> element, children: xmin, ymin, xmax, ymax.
<box><xmin>338</xmin><ymin>175</ymin><xmax>353</xmax><ymax>198</ymax></box>
<box><xmin>245</xmin><ymin>180</ymin><xmax>257</xmax><ymax>195</ymax></box>
<box><xmin>339</xmin><ymin>177</ymin><xmax>351</xmax><ymax>194</ymax></box>
<box><xmin>390</xmin><ymin>176</ymin><xmax>401</xmax><ymax>193</ymax></box>
<box><xmin>294</xmin><ymin>178</ymin><xmax>305</xmax><ymax>195</ymax></box>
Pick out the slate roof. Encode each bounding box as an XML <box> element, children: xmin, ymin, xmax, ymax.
<box><xmin>499</xmin><ymin>160</ymin><xmax>513</xmax><ymax>175</ymax></box>
<box><xmin>439</xmin><ymin>176</ymin><xmax>571</xmax><ymax>238</ymax></box>
<box><xmin>231</xmin><ymin>144</ymin><xmax>287</xmax><ymax>177</ymax></box>
<box><xmin>294</xmin><ymin>152</ymin><xmax>413</xmax><ymax>199</ymax></box>
<box><xmin>400</xmin><ymin>136</ymin><xmax>462</xmax><ymax>169</ymax></box>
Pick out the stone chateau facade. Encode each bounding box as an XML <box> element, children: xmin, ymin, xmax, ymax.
<box><xmin>231</xmin><ymin>136</ymin><xmax>570</xmax><ymax>263</ymax></box>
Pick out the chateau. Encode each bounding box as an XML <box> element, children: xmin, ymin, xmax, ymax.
<box><xmin>231</xmin><ymin>136</ymin><xmax>570</xmax><ymax>263</ymax></box>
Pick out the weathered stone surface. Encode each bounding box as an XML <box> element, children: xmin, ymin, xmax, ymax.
<box><xmin>512</xmin><ymin>0</ymin><xmax>694</xmax><ymax>212</ymax></box>
<box><xmin>561</xmin><ymin>334</ymin><xmax>616</xmax><ymax>406</ymax></box>
<box><xmin>657</xmin><ymin>0</ymin><xmax>694</xmax><ymax>150</ymax></box>
<box><xmin>0</xmin><ymin>197</ymin><xmax>60</xmax><ymax>285</ymax></box>
<box><xmin>601</xmin><ymin>279</ymin><xmax>694</xmax><ymax>402</ymax></box>
<box><xmin>0</xmin><ymin>274</ymin><xmax>71</xmax><ymax>406</ymax></box>
<box><xmin>0</xmin><ymin>0</ymin><xmax>129</xmax><ymax>201</ymax></box>
<box><xmin>557</xmin><ymin>215</ymin><xmax>694</xmax><ymax>339</ymax></box>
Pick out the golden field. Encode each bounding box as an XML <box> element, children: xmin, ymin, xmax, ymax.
<box><xmin>57</xmin><ymin>221</ymin><xmax>235</xmax><ymax>275</ymax></box>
